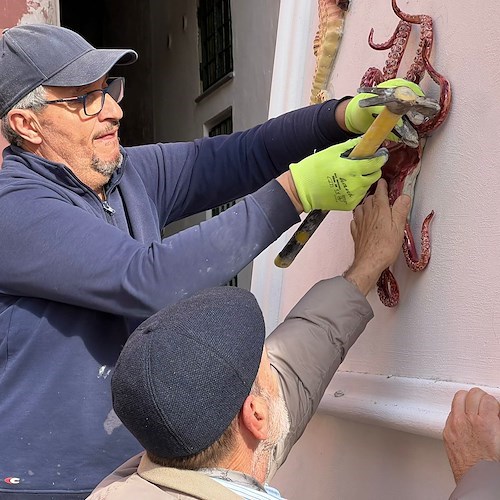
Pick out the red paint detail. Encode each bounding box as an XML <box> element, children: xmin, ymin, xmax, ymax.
<box><xmin>0</xmin><ymin>0</ymin><xmax>31</xmax><ymax>30</ymax></box>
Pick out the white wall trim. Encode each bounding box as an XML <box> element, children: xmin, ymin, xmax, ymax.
<box><xmin>267</xmin><ymin>1</ymin><xmax>314</xmax><ymax>118</ymax></box>
<box><xmin>251</xmin><ymin>0</ymin><xmax>315</xmax><ymax>332</ymax></box>
<box><xmin>320</xmin><ymin>371</ymin><xmax>500</xmax><ymax>440</ymax></box>
<box><xmin>55</xmin><ymin>0</ymin><xmax>60</xmax><ymax>26</ymax></box>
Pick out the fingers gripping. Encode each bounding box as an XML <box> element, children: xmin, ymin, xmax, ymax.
<box><xmin>289</xmin><ymin>138</ymin><xmax>387</xmax><ymax>212</ymax></box>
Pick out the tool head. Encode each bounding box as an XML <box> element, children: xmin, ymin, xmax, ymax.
<box><xmin>358</xmin><ymin>85</ymin><xmax>441</xmax><ymax>118</ymax></box>
<box><xmin>357</xmin><ymin>86</ymin><xmax>440</xmax><ymax>147</ymax></box>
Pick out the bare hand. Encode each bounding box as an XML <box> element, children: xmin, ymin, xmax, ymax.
<box><xmin>344</xmin><ymin>179</ymin><xmax>410</xmax><ymax>295</ymax></box>
<box><xmin>443</xmin><ymin>388</ymin><xmax>500</xmax><ymax>484</ymax></box>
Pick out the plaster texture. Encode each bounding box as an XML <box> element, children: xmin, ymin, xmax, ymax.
<box><xmin>254</xmin><ymin>0</ymin><xmax>500</xmax><ymax>498</ymax></box>
<box><xmin>0</xmin><ymin>0</ymin><xmax>58</xmax><ymax>151</ymax></box>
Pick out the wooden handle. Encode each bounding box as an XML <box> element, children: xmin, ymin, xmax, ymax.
<box><xmin>349</xmin><ymin>106</ymin><xmax>401</xmax><ymax>158</ymax></box>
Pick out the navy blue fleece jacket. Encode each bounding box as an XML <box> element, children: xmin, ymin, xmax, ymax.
<box><xmin>0</xmin><ymin>99</ymin><xmax>353</xmax><ymax>498</ymax></box>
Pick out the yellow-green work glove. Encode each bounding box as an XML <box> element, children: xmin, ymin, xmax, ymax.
<box><xmin>289</xmin><ymin>137</ymin><xmax>387</xmax><ymax>212</ymax></box>
<box><xmin>344</xmin><ymin>78</ymin><xmax>425</xmax><ymax>142</ymax></box>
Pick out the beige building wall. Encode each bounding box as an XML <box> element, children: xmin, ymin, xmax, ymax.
<box><xmin>253</xmin><ymin>1</ymin><xmax>500</xmax><ymax>498</ymax></box>
<box><xmin>150</xmin><ymin>0</ymin><xmax>280</xmax><ymax>142</ymax></box>
<box><xmin>153</xmin><ymin>0</ymin><xmax>280</xmax><ymax>289</ymax></box>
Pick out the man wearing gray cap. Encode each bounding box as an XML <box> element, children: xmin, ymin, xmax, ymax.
<box><xmin>0</xmin><ymin>23</ymin><xmax>416</xmax><ymax>499</ymax></box>
<box><xmin>88</xmin><ymin>180</ymin><xmax>410</xmax><ymax>499</ymax></box>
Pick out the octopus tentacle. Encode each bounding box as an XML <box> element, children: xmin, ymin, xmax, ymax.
<box><xmin>404</xmin><ymin>25</ymin><xmax>433</xmax><ymax>84</ymax></box>
<box><xmin>391</xmin><ymin>0</ymin><xmax>433</xmax><ymax>84</ymax></box>
<box><xmin>402</xmin><ymin>212</ymin><xmax>434</xmax><ymax>271</ymax></box>
<box><xmin>368</xmin><ymin>21</ymin><xmax>408</xmax><ymax>51</ymax></box>
<box><xmin>392</xmin><ymin>0</ymin><xmax>428</xmax><ymax>25</ymax></box>
<box><xmin>377</xmin><ymin>269</ymin><xmax>400</xmax><ymax>308</ymax></box>
<box><xmin>360</xmin><ymin>67</ymin><xmax>384</xmax><ymax>87</ymax></box>
<box><xmin>370</xmin><ymin>21</ymin><xmax>411</xmax><ymax>81</ymax></box>
<box><xmin>416</xmin><ymin>54</ymin><xmax>452</xmax><ymax>135</ymax></box>
<box><xmin>361</xmin><ymin>21</ymin><xmax>411</xmax><ymax>85</ymax></box>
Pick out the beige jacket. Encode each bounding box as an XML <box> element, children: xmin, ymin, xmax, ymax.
<box><xmin>88</xmin><ymin>453</ymin><xmax>241</xmax><ymax>500</ymax></box>
<box><xmin>88</xmin><ymin>276</ymin><xmax>374</xmax><ymax>499</ymax></box>
<box><xmin>449</xmin><ymin>461</ymin><xmax>500</xmax><ymax>500</ymax></box>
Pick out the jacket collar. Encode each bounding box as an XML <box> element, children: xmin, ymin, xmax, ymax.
<box><xmin>137</xmin><ymin>454</ymin><xmax>242</xmax><ymax>500</ymax></box>
<box><xmin>2</xmin><ymin>145</ymin><xmax>126</xmax><ymax>195</ymax></box>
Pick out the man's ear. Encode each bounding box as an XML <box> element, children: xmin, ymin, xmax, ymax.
<box><xmin>240</xmin><ymin>394</ymin><xmax>269</xmax><ymax>441</ymax></box>
<box><xmin>7</xmin><ymin>109</ymin><xmax>43</xmax><ymax>146</ymax></box>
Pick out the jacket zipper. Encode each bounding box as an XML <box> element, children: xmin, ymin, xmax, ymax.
<box><xmin>102</xmin><ymin>200</ymin><xmax>116</xmax><ymax>215</ymax></box>
<box><xmin>48</xmin><ymin>161</ymin><xmax>118</xmax><ymax>217</ymax></box>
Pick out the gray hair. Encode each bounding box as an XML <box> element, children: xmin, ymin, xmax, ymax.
<box><xmin>147</xmin><ymin>378</ymin><xmax>264</xmax><ymax>470</ymax></box>
<box><xmin>1</xmin><ymin>86</ymin><xmax>47</xmax><ymax>146</ymax></box>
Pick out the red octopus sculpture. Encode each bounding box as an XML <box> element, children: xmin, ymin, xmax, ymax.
<box><xmin>362</xmin><ymin>0</ymin><xmax>452</xmax><ymax>307</ymax></box>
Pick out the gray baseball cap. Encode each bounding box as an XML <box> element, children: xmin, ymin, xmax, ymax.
<box><xmin>0</xmin><ymin>24</ymin><xmax>138</xmax><ymax>117</ymax></box>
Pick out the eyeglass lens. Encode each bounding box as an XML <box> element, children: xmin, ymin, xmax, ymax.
<box><xmin>84</xmin><ymin>78</ymin><xmax>124</xmax><ymax>116</ymax></box>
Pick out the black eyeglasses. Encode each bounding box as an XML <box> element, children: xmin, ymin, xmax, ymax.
<box><xmin>42</xmin><ymin>77</ymin><xmax>125</xmax><ymax>116</ymax></box>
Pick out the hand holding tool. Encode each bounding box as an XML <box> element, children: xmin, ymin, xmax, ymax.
<box><xmin>289</xmin><ymin>137</ymin><xmax>387</xmax><ymax>212</ymax></box>
<box><xmin>345</xmin><ymin>78</ymin><xmax>425</xmax><ymax>145</ymax></box>
<box><xmin>274</xmin><ymin>84</ymin><xmax>440</xmax><ymax>268</ymax></box>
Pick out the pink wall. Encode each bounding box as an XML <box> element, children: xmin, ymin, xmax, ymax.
<box><xmin>0</xmin><ymin>0</ymin><xmax>30</xmax><ymax>30</ymax></box>
<box><xmin>0</xmin><ymin>0</ymin><xmax>57</xmax><ymax>29</ymax></box>
<box><xmin>258</xmin><ymin>0</ymin><xmax>500</xmax><ymax>498</ymax></box>
<box><xmin>278</xmin><ymin>0</ymin><xmax>499</xmax><ymax>390</ymax></box>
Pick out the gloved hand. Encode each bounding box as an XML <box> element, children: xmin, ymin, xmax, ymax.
<box><xmin>344</xmin><ymin>78</ymin><xmax>425</xmax><ymax>141</ymax></box>
<box><xmin>289</xmin><ymin>137</ymin><xmax>388</xmax><ymax>212</ymax></box>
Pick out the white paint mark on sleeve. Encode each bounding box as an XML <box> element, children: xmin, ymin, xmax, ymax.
<box><xmin>98</xmin><ymin>365</ymin><xmax>112</xmax><ymax>379</ymax></box>
<box><xmin>103</xmin><ymin>409</ymin><xmax>122</xmax><ymax>435</ymax></box>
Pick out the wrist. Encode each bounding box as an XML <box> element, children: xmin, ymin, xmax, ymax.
<box><xmin>343</xmin><ymin>262</ymin><xmax>383</xmax><ymax>296</ymax></box>
<box><xmin>277</xmin><ymin>171</ymin><xmax>304</xmax><ymax>214</ymax></box>
<box><xmin>335</xmin><ymin>99</ymin><xmax>351</xmax><ymax>133</ymax></box>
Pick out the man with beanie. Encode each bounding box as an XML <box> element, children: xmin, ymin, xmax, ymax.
<box><xmin>0</xmin><ymin>23</ymin><xmax>424</xmax><ymax>498</ymax></box>
<box><xmin>89</xmin><ymin>186</ymin><xmax>498</xmax><ymax>500</ymax></box>
<box><xmin>88</xmin><ymin>179</ymin><xmax>410</xmax><ymax>499</ymax></box>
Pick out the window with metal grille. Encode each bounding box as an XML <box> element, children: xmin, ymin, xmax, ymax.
<box><xmin>209</xmin><ymin>113</ymin><xmax>237</xmax><ymax>287</ymax></box>
<box><xmin>198</xmin><ymin>0</ymin><xmax>233</xmax><ymax>92</ymax></box>
<box><xmin>208</xmin><ymin>115</ymin><xmax>233</xmax><ymax>138</ymax></box>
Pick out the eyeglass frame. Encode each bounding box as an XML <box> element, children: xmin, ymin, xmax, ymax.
<box><xmin>41</xmin><ymin>77</ymin><xmax>125</xmax><ymax>116</ymax></box>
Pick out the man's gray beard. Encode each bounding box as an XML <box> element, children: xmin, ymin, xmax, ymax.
<box><xmin>251</xmin><ymin>389</ymin><xmax>290</xmax><ymax>482</ymax></box>
<box><xmin>91</xmin><ymin>152</ymin><xmax>123</xmax><ymax>177</ymax></box>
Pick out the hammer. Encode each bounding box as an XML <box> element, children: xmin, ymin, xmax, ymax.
<box><xmin>274</xmin><ymin>85</ymin><xmax>441</xmax><ymax>268</ymax></box>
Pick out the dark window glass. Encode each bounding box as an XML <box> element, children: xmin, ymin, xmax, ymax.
<box><xmin>208</xmin><ymin>115</ymin><xmax>233</xmax><ymax>138</ymax></box>
<box><xmin>198</xmin><ymin>0</ymin><xmax>233</xmax><ymax>91</ymax></box>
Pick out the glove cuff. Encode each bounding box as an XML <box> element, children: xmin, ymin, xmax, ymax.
<box><xmin>289</xmin><ymin>162</ymin><xmax>313</xmax><ymax>213</ymax></box>
<box><xmin>344</xmin><ymin>98</ymin><xmax>364</xmax><ymax>134</ymax></box>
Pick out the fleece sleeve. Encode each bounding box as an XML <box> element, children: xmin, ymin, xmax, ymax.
<box><xmin>0</xmin><ymin>179</ymin><xmax>298</xmax><ymax>319</ymax></box>
<box><xmin>126</xmin><ymin>98</ymin><xmax>355</xmax><ymax>225</ymax></box>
